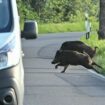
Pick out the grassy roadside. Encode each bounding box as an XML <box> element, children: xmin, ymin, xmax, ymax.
<box><xmin>81</xmin><ymin>34</ymin><xmax>105</xmax><ymax>75</ymax></box>
<box><xmin>38</xmin><ymin>22</ymin><xmax>85</xmax><ymax>34</ymax></box>
<box><xmin>38</xmin><ymin>21</ymin><xmax>98</xmax><ymax>34</ymax></box>
<box><xmin>21</xmin><ymin>21</ymin><xmax>98</xmax><ymax>34</ymax></box>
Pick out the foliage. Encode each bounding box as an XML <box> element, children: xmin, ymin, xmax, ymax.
<box><xmin>17</xmin><ymin>0</ymin><xmax>99</xmax><ymax>24</ymax></box>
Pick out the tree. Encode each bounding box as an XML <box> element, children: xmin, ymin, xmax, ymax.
<box><xmin>29</xmin><ymin>0</ymin><xmax>47</xmax><ymax>16</ymax></box>
<box><xmin>98</xmin><ymin>0</ymin><xmax>105</xmax><ymax>39</ymax></box>
<box><xmin>17</xmin><ymin>0</ymin><xmax>99</xmax><ymax>23</ymax></box>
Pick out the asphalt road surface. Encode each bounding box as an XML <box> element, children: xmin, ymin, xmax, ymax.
<box><xmin>22</xmin><ymin>32</ymin><xmax>105</xmax><ymax>105</ymax></box>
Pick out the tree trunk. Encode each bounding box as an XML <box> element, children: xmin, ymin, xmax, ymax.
<box><xmin>99</xmin><ymin>0</ymin><xmax>105</xmax><ymax>39</ymax></box>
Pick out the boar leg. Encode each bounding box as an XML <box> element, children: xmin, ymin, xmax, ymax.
<box><xmin>91</xmin><ymin>66</ymin><xmax>100</xmax><ymax>74</ymax></box>
<box><xmin>55</xmin><ymin>63</ymin><xmax>62</xmax><ymax>69</ymax></box>
<box><xmin>61</xmin><ymin>65</ymin><xmax>69</xmax><ymax>73</ymax></box>
<box><xmin>92</xmin><ymin>62</ymin><xmax>103</xmax><ymax>69</ymax></box>
<box><xmin>84</xmin><ymin>64</ymin><xmax>100</xmax><ymax>74</ymax></box>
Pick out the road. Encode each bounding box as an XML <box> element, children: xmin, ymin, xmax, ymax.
<box><xmin>22</xmin><ymin>32</ymin><xmax>105</xmax><ymax>105</ymax></box>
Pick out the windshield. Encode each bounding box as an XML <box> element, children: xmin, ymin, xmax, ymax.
<box><xmin>0</xmin><ymin>0</ymin><xmax>12</xmax><ymax>32</ymax></box>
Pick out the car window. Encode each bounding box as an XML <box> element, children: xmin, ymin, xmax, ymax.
<box><xmin>0</xmin><ymin>0</ymin><xmax>12</xmax><ymax>32</ymax></box>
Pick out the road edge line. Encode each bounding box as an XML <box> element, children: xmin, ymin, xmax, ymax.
<box><xmin>88</xmin><ymin>70</ymin><xmax>105</xmax><ymax>81</ymax></box>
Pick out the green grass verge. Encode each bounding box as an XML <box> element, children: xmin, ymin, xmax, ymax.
<box><xmin>20</xmin><ymin>21</ymin><xmax>98</xmax><ymax>34</ymax></box>
<box><xmin>38</xmin><ymin>22</ymin><xmax>85</xmax><ymax>34</ymax></box>
<box><xmin>81</xmin><ymin>34</ymin><xmax>105</xmax><ymax>75</ymax></box>
<box><xmin>38</xmin><ymin>21</ymin><xmax>98</xmax><ymax>34</ymax></box>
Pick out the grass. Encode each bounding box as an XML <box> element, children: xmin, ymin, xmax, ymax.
<box><xmin>21</xmin><ymin>21</ymin><xmax>98</xmax><ymax>35</ymax></box>
<box><xmin>81</xmin><ymin>33</ymin><xmax>105</xmax><ymax>75</ymax></box>
<box><xmin>38</xmin><ymin>21</ymin><xmax>98</xmax><ymax>34</ymax></box>
<box><xmin>38</xmin><ymin>22</ymin><xmax>85</xmax><ymax>34</ymax></box>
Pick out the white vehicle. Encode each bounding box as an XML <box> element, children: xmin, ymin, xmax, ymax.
<box><xmin>0</xmin><ymin>0</ymin><xmax>24</xmax><ymax>105</ymax></box>
<box><xmin>0</xmin><ymin>0</ymin><xmax>38</xmax><ymax>104</ymax></box>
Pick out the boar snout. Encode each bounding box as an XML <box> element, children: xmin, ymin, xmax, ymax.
<box><xmin>51</xmin><ymin>61</ymin><xmax>55</xmax><ymax>64</ymax></box>
<box><xmin>51</xmin><ymin>60</ymin><xmax>56</xmax><ymax>64</ymax></box>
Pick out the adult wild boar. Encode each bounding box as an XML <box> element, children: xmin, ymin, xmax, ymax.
<box><xmin>52</xmin><ymin>50</ymin><xmax>103</xmax><ymax>73</ymax></box>
<box><xmin>60</xmin><ymin>40</ymin><xmax>98</xmax><ymax>58</ymax></box>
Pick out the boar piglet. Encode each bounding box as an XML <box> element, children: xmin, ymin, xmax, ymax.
<box><xmin>52</xmin><ymin>50</ymin><xmax>103</xmax><ymax>73</ymax></box>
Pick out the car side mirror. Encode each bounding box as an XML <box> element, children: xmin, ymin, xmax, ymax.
<box><xmin>21</xmin><ymin>20</ymin><xmax>38</xmax><ymax>39</ymax></box>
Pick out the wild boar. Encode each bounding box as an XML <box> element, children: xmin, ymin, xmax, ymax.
<box><xmin>60</xmin><ymin>40</ymin><xmax>98</xmax><ymax>58</ymax></box>
<box><xmin>52</xmin><ymin>50</ymin><xmax>102</xmax><ymax>73</ymax></box>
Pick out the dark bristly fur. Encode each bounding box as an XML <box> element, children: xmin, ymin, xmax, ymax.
<box><xmin>52</xmin><ymin>50</ymin><xmax>103</xmax><ymax>73</ymax></box>
<box><xmin>60</xmin><ymin>40</ymin><xmax>98</xmax><ymax>58</ymax></box>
